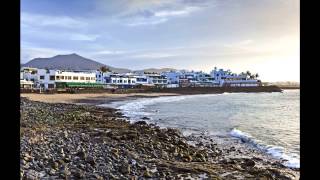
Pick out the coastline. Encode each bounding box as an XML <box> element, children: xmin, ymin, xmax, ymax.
<box><xmin>20</xmin><ymin>85</ymin><xmax>283</xmax><ymax>105</ymax></box>
<box><xmin>20</xmin><ymin>93</ymin><xmax>299</xmax><ymax>179</ymax></box>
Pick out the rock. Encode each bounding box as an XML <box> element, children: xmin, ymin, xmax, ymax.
<box><xmin>61</xmin><ymin>167</ymin><xmax>71</xmax><ymax>177</ymax></box>
<box><xmin>52</xmin><ymin>162</ymin><xmax>59</xmax><ymax>170</ymax></box>
<box><xmin>120</xmin><ymin>164</ymin><xmax>131</xmax><ymax>175</ymax></box>
<box><xmin>242</xmin><ymin>158</ymin><xmax>256</xmax><ymax>168</ymax></box>
<box><xmin>143</xmin><ymin>169</ymin><xmax>152</xmax><ymax>178</ymax></box>
<box><xmin>74</xmin><ymin>169</ymin><xmax>85</xmax><ymax>178</ymax></box>
<box><xmin>86</xmin><ymin>156</ymin><xmax>96</xmax><ymax>166</ymax></box>
<box><xmin>135</xmin><ymin>121</ymin><xmax>147</xmax><ymax>125</ymax></box>
<box><xmin>141</xmin><ymin>117</ymin><xmax>150</xmax><ymax>120</ymax></box>
<box><xmin>76</xmin><ymin>151</ymin><xmax>87</xmax><ymax>159</ymax></box>
<box><xmin>25</xmin><ymin>170</ymin><xmax>40</xmax><ymax>179</ymax></box>
<box><xmin>184</xmin><ymin>155</ymin><xmax>193</xmax><ymax>162</ymax></box>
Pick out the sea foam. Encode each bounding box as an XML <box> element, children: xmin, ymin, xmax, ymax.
<box><xmin>230</xmin><ymin>128</ymin><xmax>300</xmax><ymax>168</ymax></box>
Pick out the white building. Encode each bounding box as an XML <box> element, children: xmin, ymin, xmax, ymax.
<box><xmin>161</xmin><ymin>71</ymin><xmax>181</xmax><ymax>84</ymax></box>
<box><xmin>108</xmin><ymin>73</ymin><xmax>137</xmax><ymax>88</ymax></box>
<box><xmin>210</xmin><ymin>67</ymin><xmax>260</xmax><ymax>87</ymax></box>
<box><xmin>96</xmin><ymin>71</ymin><xmax>113</xmax><ymax>84</ymax></box>
<box><xmin>145</xmin><ymin>74</ymin><xmax>168</xmax><ymax>86</ymax></box>
<box><xmin>20</xmin><ymin>68</ymin><xmax>97</xmax><ymax>89</ymax></box>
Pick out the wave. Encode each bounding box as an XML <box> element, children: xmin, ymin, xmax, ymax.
<box><xmin>230</xmin><ymin>128</ymin><xmax>300</xmax><ymax>168</ymax></box>
<box><xmin>116</xmin><ymin>94</ymin><xmax>220</xmax><ymax>121</ymax></box>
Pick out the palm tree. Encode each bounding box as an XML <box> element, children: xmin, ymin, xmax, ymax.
<box><xmin>246</xmin><ymin>70</ymin><xmax>251</xmax><ymax>77</ymax></box>
<box><xmin>99</xmin><ymin>66</ymin><xmax>110</xmax><ymax>73</ymax></box>
<box><xmin>255</xmin><ymin>73</ymin><xmax>259</xmax><ymax>79</ymax></box>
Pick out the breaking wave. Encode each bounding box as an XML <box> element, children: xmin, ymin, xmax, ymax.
<box><xmin>230</xmin><ymin>128</ymin><xmax>300</xmax><ymax>168</ymax></box>
<box><xmin>117</xmin><ymin>94</ymin><xmax>219</xmax><ymax>121</ymax></box>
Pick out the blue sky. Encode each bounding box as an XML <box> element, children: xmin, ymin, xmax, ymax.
<box><xmin>21</xmin><ymin>0</ymin><xmax>299</xmax><ymax>82</ymax></box>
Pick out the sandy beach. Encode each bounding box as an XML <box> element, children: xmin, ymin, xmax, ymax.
<box><xmin>21</xmin><ymin>92</ymin><xmax>179</xmax><ymax>104</ymax></box>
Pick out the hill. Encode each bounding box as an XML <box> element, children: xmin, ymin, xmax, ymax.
<box><xmin>22</xmin><ymin>53</ymin><xmax>131</xmax><ymax>73</ymax></box>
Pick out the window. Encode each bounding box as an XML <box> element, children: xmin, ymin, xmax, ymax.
<box><xmin>128</xmin><ymin>80</ymin><xmax>131</xmax><ymax>83</ymax></box>
<box><xmin>61</xmin><ymin>76</ymin><xmax>64</xmax><ymax>80</ymax></box>
<box><xmin>49</xmin><ymin>76</ymin><xmax>55</xmax><ymax>80</ymax></box>
<box><xmin>73</xmin><ymin>76</ymin><xmax>78</xmax><ymax>80</ymax></box>
<box><xmin>124</xmin><ymin>80</ymin><xmax>127</xmax><ymax>83</ymax></box>
<box><xmin>117</xmin><ymin>80</ymin><xmax>120</xmax><ymax>83</ymax></box>
<box><xmin>39</xmin><ymin>76</ymin><xmax>44</xmax><ymax>80</ymax></box>
<box><xmin>56</xmin><ymin>76</ymin><xmax>60</xmax><ymax>80</ymax></box>
<box><xmin>132</xmin><ymin>80</ymin><xmax>135</xmax><ymax>84</ymax></box>
<box><xmin>113</xmin><ymin>80</ymin><xmax>116</xmax><ymax>83</ymax></box>
<box><xmin>91</xmin><ymin>77</ymin><xmax>95</xmax><ymax>80</ymax></box>
<box><xmin>119</xmin><ymin>80</ymin><xmax>122</xmax><ymax>83</ymax></box>
<box><xmin>80</xmin><ymin>77</ymin><xmax>85</xmax><ymax>80</ymax></box>
<box><xmin>86</xmin><ymin>77</ymin><xmax>90</xmax><ymax>80</ymax></box>
<box><xmin>68</xmin><ymin>76</ymin><xmax>72</xmax><ymax>80</ymax></box>
<box><xmin>48</xmin><ymin>84</ymin><xmax>55</xmax><ymax>89</ymax></box>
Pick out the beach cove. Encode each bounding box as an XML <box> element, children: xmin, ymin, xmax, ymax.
<box><xmin>20</xmin><ymin>91</ymin><xmax>299</xmax><ymax>179</ymax></box>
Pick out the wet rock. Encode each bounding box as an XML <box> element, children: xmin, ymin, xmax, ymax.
<box><xmin>135</xmin><ymin>121</ymin><xmax>147</xmax><ymax>125</ymax></box>
<box><xmin>20</xmin><ymin>97</ymin><xmax>300</xmax><ymax>180</ymax></box>
<box><xmin>242</xmin><ymin>158</ymin><xmax>255</xmax><ymax>168</ymax></box>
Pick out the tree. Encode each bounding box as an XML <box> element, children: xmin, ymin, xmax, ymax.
<box><xmin>99</xmin><ymin>66</ymin><xmax>110</xmax><ymax>73</ymax></box>
<box><xmin>255</xmin><ymin>73</ymin><xmax>259</xmax><ymax>79</ymax></box>
<box><xmin>246</xmin><ymin>70</ymin><xmax>251</xmax><ymax>76</ymax></box>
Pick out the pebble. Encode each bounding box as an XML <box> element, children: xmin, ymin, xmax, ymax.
<box><xmin>20</xmin><ymin>97</ymin><xmax>299</xmax><ymax>179</ymax></box>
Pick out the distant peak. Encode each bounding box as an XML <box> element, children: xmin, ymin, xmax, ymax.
<box><xmin>66</xmin><ymin>53</ymin><xmax>80</xmax><ymax>57</ymax></box>
<box><xmin>52</xmin><ymin>53</ymin><xmax>82</xmax><ymax>58</ymax></box>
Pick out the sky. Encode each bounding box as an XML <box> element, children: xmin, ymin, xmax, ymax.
<box><xmin>21</xmin><ymin>0</ymin><xmax>300</xmax><ymax>82</ymax></box>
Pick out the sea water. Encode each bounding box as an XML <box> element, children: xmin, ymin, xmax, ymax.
<box><xmin>102</xmin><ymin>90</ymin><xmax>300</xmax><ymax>168</ymax></box>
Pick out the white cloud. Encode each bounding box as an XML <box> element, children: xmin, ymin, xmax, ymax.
<box><xmin>131</xmin><ymin>52</ymin><xmax>178</xmax><ymax>59</ymax></box>
<box><xmin>98</xmin><ymin>0</ymin><xmax>209</xmax><ymax>26</ymax></box>
<box><xmin>126</xmin><ymin>18</ymin><xmax>168</xmax><ymax>26</ymax></box>
<box><xmin>154</xmin><ymin>6</ymin><xmax>199</xmax><ymax>17</ymax></box>
<box><xmin>95</xmin><ymin>50</ymin><xmax>126</xmax><ymax>55</ymax></box>
<box><xmin>69</xmin><ymin>34</ymin><xmax>99</xmax><ymax>41</ymax></box>
<box><xmin>21</xmin><ymin>12</ymin><xmax>87</xmax><ymax>29</ymax></box>
<box><xmin>21</xmin><ymin>47</ymin><xmax>72</xmax><ymax>63</ymax></box>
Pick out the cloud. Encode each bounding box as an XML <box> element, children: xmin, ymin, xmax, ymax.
<box><xmin>94</xmin><ymin>0</ymin><xmax>210</xmax><ymax>26</ymax></box>
<box><xmin>21</xmin><ymin>47</ymin><xmax>73</xmax><ymax>63</ymax></box>
<box><xmin>69</xmin><ymin>34</ymin><xmax>99</xmax><ymax>41</ymax></box>
<box><xmin>131</xmin><ymin>52</ymin><xmax>178</xmax><ymax>59</ymax></box>
<box><xmin>21</xmin><ymin>12</ymin><xmax>87</xmax><ymax>29</ymax></box>
<box><xmin>126</xmin><ymin>18</ymin><xmax>168</xmax><ymax>26</ymax></box>
<box><xmin>95</xmin><ymin>50</ymin><xmax>126</xmax><ymax>55</ymax></box>
<box><xmin>223</xmin><ymin>39</ymin><xmax>254</xmax><ymax>48</ymax></box>
<box><xmin>154</xmin><ymin>6</ymin><xmax>199</xmax><ymax>17</ymax></box>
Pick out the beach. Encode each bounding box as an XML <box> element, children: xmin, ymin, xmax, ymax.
<box><xmin>20</xmin><ymin>92</ymin><xmax>178</xmax><ymax>104</ymax></box>
<box><xmin>20</xmin><ymin>93</ymin><xmax>299</xmax><ymax>179</ymax></box>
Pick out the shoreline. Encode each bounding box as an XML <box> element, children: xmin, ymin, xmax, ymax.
<box><xmin>20</xmin><ymin>94</ymin><xmax>299</xmax><ymax>179</ymax></box>
<box><xmin>21</xmin><ymin>85</ymin><xmax>287</xmax><ymax>105</ymax></box>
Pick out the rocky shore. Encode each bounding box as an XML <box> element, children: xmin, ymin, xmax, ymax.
<box><xmin>20</xmin><ymin>97</ymin><xmax>299</xmax><ymax>179</ymax></box>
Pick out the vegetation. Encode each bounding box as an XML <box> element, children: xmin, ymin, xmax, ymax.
<box><xmin>99</xmin><ymin>66</ymin><xmax>110</xmax><ymax>73</ymax></box>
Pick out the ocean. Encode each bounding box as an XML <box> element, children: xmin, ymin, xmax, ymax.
<box><xmin>102</xmin><ymin>90</ymin><xmax>300</xmax><ymax>168</ymax></box>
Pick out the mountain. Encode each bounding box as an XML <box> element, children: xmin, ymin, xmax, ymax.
<box><xmin>22</xmin><ymin>53</ymin><xmax>131</xmax><ymax>73</ymax></box>
<box><xmin>135</xmin><ymin>68</ymin><xmax>178</xmax><ymax>74</ymax></box>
